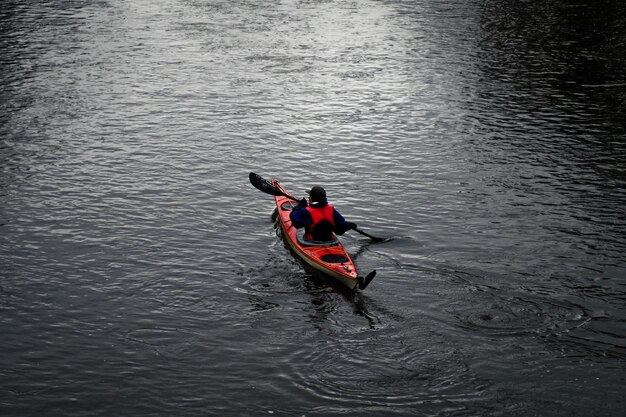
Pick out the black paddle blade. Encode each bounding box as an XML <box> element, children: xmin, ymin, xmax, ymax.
<box><xmin>249</xmin><ymin>172</ymin><xmax>284</xmax><ymax>197</ymax></box>
<box><xmin>250</xmin><ymin>172</ymin><xmax>299</xmax><ymax>201</ymax></box>
<box><xmin>368</xmin><ymin>235</ymin><xmax>387</xmax><ymax>244</ymax></box>
<box><xmin>354</xmin><ymin>227</ymin><xmax>386</xmax><ymax>243</ymax></box>
<box><xmin>358</xmin><ymin>270</ymin><xmax>377</xmax><ymax>290</ymax></box>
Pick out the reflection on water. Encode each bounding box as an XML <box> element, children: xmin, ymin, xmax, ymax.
<box><xmin>1</xmin><ymin>0</ymin><xmax>625</xmax><ymax>416</ymax></box>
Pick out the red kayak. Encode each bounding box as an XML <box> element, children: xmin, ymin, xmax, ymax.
<box><xmin>271</xmin><ymin>179</ymin><xmax>375</xmax><ymax>291</ymax></box>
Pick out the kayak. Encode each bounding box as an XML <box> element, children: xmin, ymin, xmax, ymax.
<box><xmin>271</xmin><ymin>179</ymin><xmax>363</xmax><ymax>290</ymax></box>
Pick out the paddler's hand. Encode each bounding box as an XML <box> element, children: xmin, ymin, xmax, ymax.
<box><xmin>297</xmin><ymin>198</ymin><xmax>308</xmax><ymax>208</ymax></box>
<box><xmin>348</xmin><ymin>222</ymin><xmax>358</xmax><ymax>230</ymax></box>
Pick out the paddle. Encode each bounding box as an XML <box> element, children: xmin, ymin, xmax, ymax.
<box><xmin>353</xmin><ymin>228</ymin><xmax>386</xmax><ymax>243</ymax></box>
<box><xmin>249</xmin><ymin>172</ymin><xmax>386</xmax><ymax>243</ymax></box>
<box><xmin>249</xmin><ymin>172</ymin><xmax>299</xmax><ymax>201</ymax></box>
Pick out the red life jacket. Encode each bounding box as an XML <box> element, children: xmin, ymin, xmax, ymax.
<box><xmin>305</xmin><ymin>204</ymin><xmax>335</xmax><ymax>240</ymax></box>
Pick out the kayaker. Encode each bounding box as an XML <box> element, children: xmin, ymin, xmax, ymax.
<box><xmin>289</xmin><ymin>185</ymin><xmax>357</xmax><ymax>242</ymax></box>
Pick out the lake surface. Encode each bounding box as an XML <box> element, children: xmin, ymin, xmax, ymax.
<box><xmin>1</xmin><ymin>0</ymin><xmax>625</xmax><ymax>415</ymax></box>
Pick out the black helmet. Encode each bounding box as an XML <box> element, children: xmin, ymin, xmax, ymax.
<box><xmin>307</xmin><ymin>186</ymin><xmax>326</xmax><ymax>202</ymax></box>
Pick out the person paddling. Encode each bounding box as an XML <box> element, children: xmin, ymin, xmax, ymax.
<box><xmin>289</xmin><ymin>185</ymin><xmax>357</xmax><ymax>242</ymax></box>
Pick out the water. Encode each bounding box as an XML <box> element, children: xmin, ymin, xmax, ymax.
<box><xmin>2</xmin><ymin>0</ymin><xmax>625</xmax><ymax>415</ymax></box>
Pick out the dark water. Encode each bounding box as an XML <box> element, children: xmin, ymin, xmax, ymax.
<box><xmin>2</xmin><ymin>0</ymin><xmax>625</xmax><ymax>415</ymax></box>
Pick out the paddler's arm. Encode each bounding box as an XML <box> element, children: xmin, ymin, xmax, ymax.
<box><xmin>289</xmin><ymin>201</ymin><xmax>313</xmax><ymax>229</ymax></box>
<box><xmin>332</xmin><ymin>209</ymin><xmax>357</xmax><ymax>235</ymax></box>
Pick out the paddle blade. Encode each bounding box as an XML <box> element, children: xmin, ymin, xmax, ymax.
<box><xmin>249</xmin><ymin>172</ymin><xmax>284</xmax><ymax>197</ymax></box>
<box><xmin>354</xmin><ymin>227</ymin><xmax>386</xmax><ymax>243</ymax></box>
<box><xmin>358</xmin><ymin>270</ymin><xmax>377</xmax><ymax>290</ymax></box>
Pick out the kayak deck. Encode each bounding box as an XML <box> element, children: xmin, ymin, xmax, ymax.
<box><xmin>272</xmin><ymin>180</ymin><xmax>360</xmax><ymax>290</ymax></box>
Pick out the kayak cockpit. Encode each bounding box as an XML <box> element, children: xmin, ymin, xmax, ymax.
<box><xmin>296</xmin><ymin>229</ymin><xmax>340</xmax><ymax>247</ymax></box>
